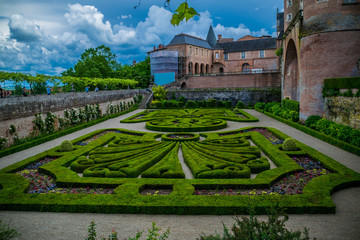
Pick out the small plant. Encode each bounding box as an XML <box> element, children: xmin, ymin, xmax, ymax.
<box><xmin>0</xmin><ymin>137</ymin><xmax>7</xmax><ymax>150</ymax></box>
<box><xmin>233</xmin><ymin>108</ymin><xmax>240</xmax><ymax>113</ymax></box>
<box><xmin>342</xmin><ymin>89</ymin><xmax>353</xmax><ymax>97</ymax></box>
<box><xmin>282</xmin><ymin>138</ymin><xmax>297</xmax><ymax>151</ymax></box>
<box><xmin>85</xmin><ymin>221</ymin><xmax>169</xmax><ymax>240</ymax></box>
<box><xmin>198</xmin><ymin>206</ymin><xmax>311</xmax><ymax>240</ymax></box>
<box><xmin>9</xmin><ymin>125</ymin><xmax>16</xmax><ymax>135</ymax></box>
<box><xmin>59</xmin><ymin>140</ymin><xmax>73</xmax><ymax>152</ymax></box>
<box><xmin>0</xmin><ymin>220</ymin><xmax>21</xmax><ymax>240</ymax></box>
<box><xmin>275</xmin><ymin>47</ymin><xmax>283</xmax><ymax>56</ymax></box>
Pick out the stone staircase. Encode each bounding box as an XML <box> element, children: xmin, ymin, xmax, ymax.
<box><xmin>138</xmin><ymin>92</ymin><xmax>152</xmax><ymax>109</ymax></box>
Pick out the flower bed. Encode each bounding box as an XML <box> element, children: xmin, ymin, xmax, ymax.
<box><xmin>161</xmin><ymin>133</ymin><xmax>200</xmax><ymax>142</ymax></box>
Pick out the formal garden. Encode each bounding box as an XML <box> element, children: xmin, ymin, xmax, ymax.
<box><xmin>0</xmin><ymin>107</ymin><xmax>359</xmax><ymax>217</ymax></box>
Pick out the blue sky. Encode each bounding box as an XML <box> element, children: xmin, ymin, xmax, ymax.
<box><xmin>0</xmin><ymin>0</ymin><xmax>284</xmax><ymax>76</ymax></box>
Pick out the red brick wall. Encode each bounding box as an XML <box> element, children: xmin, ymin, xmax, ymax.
<box><xmin>181</xmin><ymin>73</ymin><xmax>281</xmax><ymax>89</ymax></box>
<box><xmin>299</xmin><ymin>31</ymin><xmax>360</xmax><ymax>120</ymax></box>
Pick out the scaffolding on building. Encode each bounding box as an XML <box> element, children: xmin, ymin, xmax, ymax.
<box><xmin>150</xmin><ymin>51</ymin><xmax>187</xmax><ymax>80</ymax></box>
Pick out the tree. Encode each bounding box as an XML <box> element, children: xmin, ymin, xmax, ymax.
<box><xmin>114</xmin><ymin>57</ymin><xmax>151</xmax><ymax>88</ymax></box>
<box><xmin>62</xmin><ymin>45</ymin><xmax>120</xmax><ymax>78</ymax></box>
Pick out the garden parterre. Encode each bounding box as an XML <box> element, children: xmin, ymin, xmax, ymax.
<box><xmin>0</xmin><ymin>124</ymin><xmax>359</xmax><ymax>215</ymax></box>
<box><xmin>120</xmin><ymin>109</ymin><xmax>258</xmax><ymax>132</ymax></box>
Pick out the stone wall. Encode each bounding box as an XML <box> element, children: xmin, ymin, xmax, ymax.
<box><xmin>0</xmin><ymin>89</ymin><xmax>146</xmax><ymax>146</ymax></box>
<box><xmin>324</xmin><ymin>97</ymin><xmax>360</xmax><ymax>129</ymax></box>
<box><xmin>168</xmin><ymin>89</ymin><xmax>281</xmax><ymax>106</ymax></box>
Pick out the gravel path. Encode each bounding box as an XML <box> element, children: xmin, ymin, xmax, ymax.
<box><xmin>1</xmin><ymin>109</ymin><xmax>360</xmax><ymax>240</ymax></box>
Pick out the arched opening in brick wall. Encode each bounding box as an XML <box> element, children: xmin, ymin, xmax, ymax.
<box><xmin>188</xmin><ymin>62</ymin><xmax>193</xmax><ymax>74</ymax></box>
<box><xmin>219</xmin><ymin>67</ymin><xmax>224</xmax><ymax>73</ymax></box>
<box><xmin>242</xmin><ymin>63</ymin><xmax>250</xmax><ymax>73</ymax></box>
<box><xmin>181</xmin><ymin>82</ymin><xmax>187</xmax><ymax>89</ymax></box>
<box><xmin>195</xmin><ymin>63</ymin><xmax>199</xmax><ymax>74</ymax></box>
<box><xmin>200</xmin><ymin>64</ymin><xmax>204</xmax><ymax>74</ymax></box>
<box><xmin>206</xmin><ymin>64</ymin><xmax>209</xmax><ymax>73</ymax></box>
<box><xmin>284</xmin><ymin>39</ymin><xmax>299</xmax><ymax>101</ymax></box>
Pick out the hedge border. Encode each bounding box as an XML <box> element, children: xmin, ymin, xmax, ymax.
<box><xmin>0</xmin><ymin>127</ymin><xmax>359</xmax><ymax>215</ymax></box>
<box><xmin>0</xmin><ymin>106</ymin><xmax>139</xmax><ymax>159</ymax></box>
<box><xmin>256</xmin><ymin>109</ymin><xmax>360</xmax><ymax>157</ymax></box>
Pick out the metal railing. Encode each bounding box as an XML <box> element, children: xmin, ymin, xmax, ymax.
<box><xmin>144</xmin><ymin>91</ymin><xmax>153</xmax><ymax>109</ymax></box>
<box><xmin>184</xmin><ymin>69</ymin><xmax>280</xmax><ymax>78</ymax></box>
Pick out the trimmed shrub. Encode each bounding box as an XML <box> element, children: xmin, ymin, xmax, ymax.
<box><xmin>236</xmin><ymin>101</ymin><xmax>245</xmax><ymax>109</ymax></box>
<box><xmin>305</xmin><ymin>115</ymin><xmax>322</xmax><ymax>129</ymax></box>
<box><xmin>254</xmin><ymin>102</ymin><xmax>265</xmax><ymax>110</ymax></box>
<box><xmin>185</xmin><ymin>100</ymin><xmax>198</xmax><ymax>108</ymax></box>
<box><xmin>282</xmin><ymin>138</ymin><xmax>297</xmax><ymax>151</ymax></box>
<box><xmin>59</xmin><ymin>140</ymin><xmax>73</xmax><ymax>152</ymax></box>
<box><xmin>233</xmin><ymin>108</ymin><xmax>240</xmax><ymax>113</ymax></box>
<box><xmin>224</xmin><ymin>100</ymin><xmax>232</xmax><ymax>108</ymax></box>
<box><xmin>281</xmin><ymin>99</ymin><xmax>300</xmax><ymax>112</ymax></box>
<box><xmin>206</xmin><ymin>99</ymin><xmax>217</xmax><ymax>108</ymax></box>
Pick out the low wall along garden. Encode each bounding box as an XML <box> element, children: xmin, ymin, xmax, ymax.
<box><xmin>0</xmin><ymin>90</ymin><xmax>145</xmax><ymax>147</ymax></box>
<box><xmin>0</xmin><ymin>109</ymin><xmax>359</xmax><ymax>215</ymax></box>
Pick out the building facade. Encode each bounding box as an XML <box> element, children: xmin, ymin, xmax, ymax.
<box><xmin>149</xmin><ymin>25</ymin><xmax>281</xmax><ymax>78</ymax></box>
<box><xmin>282</xmin><ymin>0</ymin><xmax>360</xmax><ymax>120</ymax></box>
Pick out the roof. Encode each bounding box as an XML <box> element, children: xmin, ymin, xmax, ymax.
<box><xmin>216</xmin><ymin>38</ymin><xmax>277</xmax><ymax>53</ymax></box>
<box><xmin>277</xmin><ymin>12</ymin><xmax>284</xmax><ymax>40</ymax></box>
<box><xmin>206</xmin><ymin>26</ymin><xmax>217</xmax><ymax>47</ymax></box>
<box><xmin>167</xmin><ymin>34</ymin><xmax>213</xmax><ymax>49</ymax></box>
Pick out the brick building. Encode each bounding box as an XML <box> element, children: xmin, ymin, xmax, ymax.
<box><xmin>281</xmin><ymin>0</ymin><xmax>360</xmax><ymax>120</ymax></box>
<box><xmin>149</xmin><ymin>25</ymin><xmax>281</xmax><ymax>77</ymax></box>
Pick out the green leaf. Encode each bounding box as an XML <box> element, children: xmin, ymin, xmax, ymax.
<box><xmin>184</xmin><ymin>12</ymin><xmax>193</xmax><ymax>21</ymax></box>
<box><xmin>188</xmin><ymin>7</ymin><xmax>199</xmax><ymax>16</ymax></box>
<box><xmin>175</xmin><ymin>2</ymin><xmax>188</xmax><ymax>13</ymax></box>
<box><xmin>171</xmin><ymin>14</ymin><xmax>181</xmax><ymax>26</ymax></box>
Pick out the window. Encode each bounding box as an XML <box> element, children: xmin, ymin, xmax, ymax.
<box><xmin>201</xmin><ymin>49</ymin><xmax>203</xmax><ymax>56</ymax></box>
<box><xmin>259</xmin><ymin>50</ymin><xmax>264</xmax><ymax>58</ymax></box>
<box><xmin>224</xmin><ymin>53</ymin><xmax>228</xmax><ymax>60</ymax></box>
<box><xmin>207</xmin><ymin>50</ymin><xmax>209</xmax><ymax>57</ymax></box>
<box><xmin>196</xmin><ymin>48</ymin><xmax>198</xmax><ymax>55</ymax></box>
<box><xmin>287</xmin><ymin>0</ymin><xmax>292</xmax><ymax>7</ymax></box>
<box><xmin>241</xmin><ymin>51</ymin><xmax>246</xmax><ymax>59</ymax></box>
<box><xmin>286</xmin><ymin>13</ymin><xmax>292</xmax><ymax>22</ymax></box>
<box><xmin>215</xmin><ymin>52</ymin><xmax>219</xmax><ymax>59</ymax></box>
<box><xmin>190</xmin><ymin>46</ymin><xmax>193</xmax><ymax>55</ymax></box>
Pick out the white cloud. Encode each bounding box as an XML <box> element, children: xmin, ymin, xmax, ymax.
<box><xmin>214</xmin><ymin>23</ymin><xmax>251</xmax><ymax>40</ymax></box>
<box><xmin>251</xmin><ymin>28</ymin><xmax>271</xmax><ymax>37</ymax></box>
<box><xmin>121</xmin><ymin>14</ymin><xmax>132</xmax><ymax>19</ymax></box>
<box><xmin>8</xmin><ymin>14</ymin><xmax>42</xmax><ymax>42</ymax></box>
<box><xmin>0</xmin><ymin>3</ymin><xmax>276</xmax><ymax>74</ymax></box>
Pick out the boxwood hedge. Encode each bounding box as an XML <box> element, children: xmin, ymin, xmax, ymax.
<box><xmin>0</xmin><ymin>127</ymin><xmax>359</xmax><ymax>215</ymax></box>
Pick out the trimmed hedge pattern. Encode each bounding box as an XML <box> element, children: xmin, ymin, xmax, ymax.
<box><xmin>0</xmin><ymin>106</ymin><xmax>139</xmax><ymax>158</ymax></box>
<box><xmin>0</xmin><ymin>127</ymin><xmax>359</xmax><ymax>215</ymax></box>
<box><xmin>121</xmin><ymin>109</ymin><xmax>258</xmax><ymax>133</ymax></box>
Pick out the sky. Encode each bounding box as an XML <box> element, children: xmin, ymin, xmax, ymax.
<box><xmin>0</xmin><ymin>0</ymin><xmax>284</xmax><ymax>76</ymax></box>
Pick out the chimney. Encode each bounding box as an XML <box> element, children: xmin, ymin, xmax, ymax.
<box><xmin>132</xmin><ymin>60</ymin><xmax>137</xmax><ymax>66</ymax></box>
<box><xmin>218</xmin><ymin>34</ymin><xmax>222</xmax><ymax>42</ymax></box>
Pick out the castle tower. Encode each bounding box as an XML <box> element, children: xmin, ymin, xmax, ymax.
<box><xmin>282</xmin><ymin>0</ymin><xmax>360</xmax><ymax>120</ymax></box>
